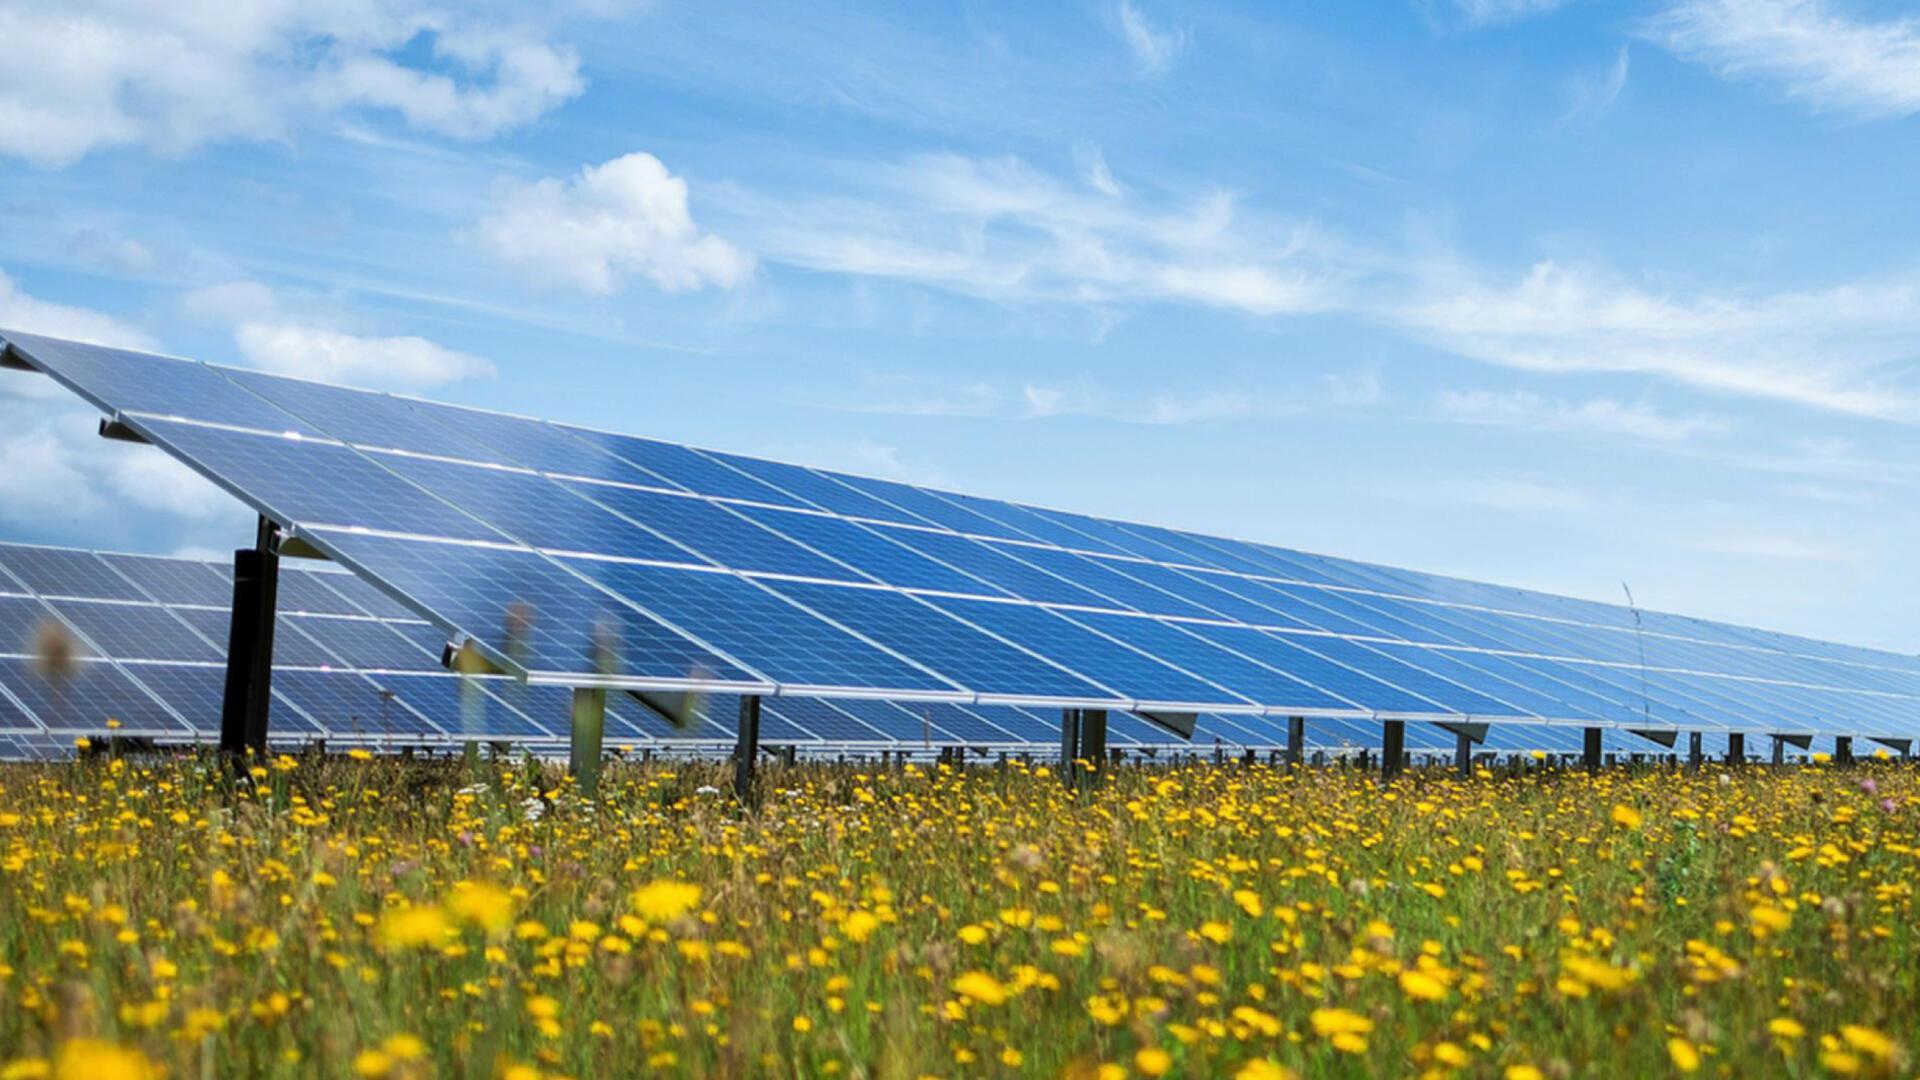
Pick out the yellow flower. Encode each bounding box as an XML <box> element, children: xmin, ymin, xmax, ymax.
<box><xmin>1399</xmin><ymin>970</ymin><xmax>1448</xmax><ymax>1002</ymax></box>
<box><xmin>1750</xmin><ymin>904</ymin><xmax>1792</xmax><ymax>935</ymax></box>
<box><xmin>1135</xmin><ymin>1048</ymin><xmax>1173</xmax><ymax>1076</ymax></box>
<box><xmin>1433</xmin><ymin>1042</ymin><xmax>1469</xmax><ymax>1067</ymax></box>
<box><xmin>377</xmin><ymin>905</ymin><xmax>449</xmax><ymax>950</ymax></box>
<box><xmin>631</xmin><ymin>880</ymin><xmax>702</xmax><ymax>922</ymax></box>
<box><xmin>380</xmin><ymin>1035</ymin><xmax>424</xmax><ymax>1062</ymax></box>
<box><xmin>446</xmin><ymin>882</ymin><xmax>513</xmax><ymax>933</ymax></box>
<box><xmin>1610</xmin><ymin>804</ymin><xmax>1642</xmax><ymax>830</ymax></box>
<box><xmin>1820</xmin><ymin>1051</ymin><xmax>1861</xmax><ymax>1075</ymax></box>
<box><xmin>958</xmin><ymin>925</ymin><xmax>989</xmax><ymax>945</ymax></box>
<box><xmin>792</xmin><ymin>1016</ymin><xmax>812</xmax><ymax>1033</ymax></box>
<box><xmin>952</xmin><ymin>971</ymin><xmax>1009</xmax><ymax>1007</ymax></box>
<box><xmin>352</xmin><ymin>1049</ymin><xmax>392</xmax><ymax>1078</ymax></box>
<box><xmin>1234</xmin><ymin>1061</ymin><xmax>1296</xmax><ymax>1080</ymax></box>
<box><xmin>1</xmin><ymin>1060</ymin><xmax>49</xmax><ymax>1080</ymax></box>
<box><xmin>842</xmin><ymin>910</ymin><xmax>880</xmax><ymax>943</ymax></box>
<box><xmin>1199</xmin><ymin>920</ymin><xmax>1233</xmax><ymax>944</ymax></box>
<box><xmin>1767</xmin><ymin>1017</ymin><xmax>1805</xmax><ymax>1040</ymax></box>
<box><xmin>1233</xmin><ymin>889</ymin><xmax>1264</xmax><ymax>917</ymax></box>
<box><xmin>1330</xmin><ymin>1032</ymin><xmax>1368</xmax><ymax>1054</ymax></box>
<box><xmin>1310</xmin><ymin>1008</ymin><xmax>1374</xmax><ymax>1037</ymax></box>
<box><xmin>1668</xmin><ymin>1037</ymin><xmax>1701</xmax><ymax>1073</ymax></box>
<box><xmin>1505</xmin><ymin>1067</ymin><xmax>1543</xmax><ymax>1080</ymax></box>
<box><xmin>1839</xmin><ymin>1026</ymin><xmax>1896</xmax><ymax>1060</ymax></box>
<box><xmin>52</xmin><ymin>1044</ymin><xmax>157</xmax><ymax>1080</ymax></box>
<box><xmin>347</xmin><ymin>748</ymin><xmax>372</xmax><ymax>761</ymax></box>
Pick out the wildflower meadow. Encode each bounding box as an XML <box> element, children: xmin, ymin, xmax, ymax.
<box><xmin>0</xmin><ymin>753</ymin><xmax>1914</xmax><ymax>1078</ymax></box>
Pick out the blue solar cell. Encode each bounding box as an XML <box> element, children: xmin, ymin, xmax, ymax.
<box><xmin>0</xmin><ymin>545</ymin><xmax>144</xmax><ymax>601</ymax></box>
<box><xmin>309</xmin><ymin>530</ymin><xmax>759</xmax><ymax>687</ymax></box>
<box><xmin>0</xmin><ymin>657</ymin><xmax>189</xmax><ymax>734</ymax></box>
<box><xmin>826</xmin><ymin>475</ymin><xmax>1034</xmax><ymax>541</ymax></box>
<box><xmin>49</xmin><ymin>601</ymin><xmax>223</xmax><ymax>663</ymax></box>
<box><xmin>568</xmin><ymin>430</ymin><xmax>810</xmax><ymax>507</ymax></box>
<box><xmin>810</xmin><ymin>698</ymin><xmax>955</xmax><ymax>743</ymax></box>
<box><xmin>401</xmin><ymin>399</ymin><xmax>658</xmax><ymax>482</ymax></box>
<box><xmin>986</xmin><ymin>543</ymin><xmax>1221</xmax><ymax>619</ymax></box>
<box><xmin>1288</xmin><ymin>637</ymin><xmax>1523</xmax><ymax>717</ymax></box>
<box><xmin>923</xmin><ymin>597</ymin><xmax>1251</xmax><ymax>708</ymax></box>
<box><xmin>1161</xmin><ymin>571</ymin><xmax>1320</xmax><ymax>630</ymax></box>
<box><xmin>305</xmin><ymin>571</ymin><xmax>416</xmax><ymax>619</ymax></box>
<box><xmin>756</xmin><ymin>697</ymin><xmax>891</xmax><ymax>742</ymax></box>
<box><xmin>1480</xmin><ymin>655</ymin><xmax>1646</xmax><ymax>726</ymax></box>
<box><xmin>1112</xmin><ymin>524</ymin><xmax>1280</xmax><ymax>577</ymax></box>
<box><xmin>273</xmin><ymin>670</ymin><xmax>442</xmax><ymax>739</ymax></box>
<box><xmin>929</xmin><ymin>494</ymin><xmax>1134</xmax><ymax>556</ymax></box>
<box><xmin>702</xmin><ymin>453</ymin><xmax>926</xmax><ymax>522</ymax></box>
<box><xmin>99</xmin><ymin>553</ymin><xmax>232</xmax><ymax>607</ymax></box>
<box><xmin>0</xmin><ymin>678</ymin><xmax>41</xmax><ymax>733</ymax></box>
<box><xmin>1</xmin><ymin>332</ymin><xmax>315</xmax><ymax>434</ymax></box>
<box><xmin>119</xmin><ymin>663</ymin><xmax>229</xmax><ymax>735</ymax></box>
<box><xmin>899</xmin><ymin>702</ymin><xmax>1032</xmax><ymax>743</ymax></box>
<box><xmin>287</xmin><ymin>615</ymin><xmax>438</xmax><ymax>670</ymax></box>
<box><xmin>960</xmin><ymin>706</ymin><xmax>1057</xmax><ymax>742</ymax></box>
<box><xmin>378</xmin><ymin>455</ymin><xmax>698</xmax><ymax>563</ymax></box>
<box><xmin>762</xmin><ymin>582</ymin><xmax>1113</xmax><ymax>702</ymax></box>
<box><xmin>875</xmin><ymin>527</ymin><xmax>1117</xmax><ymax>607</ymax></box>
<box><xmin>0</xmin><ymin>595</ymin><xmax>56</xmax><ymax>654</ymax></box>
<box><xmin>277</xmin><ymin>568</ymin><xmax>377</xmax><ymax>615</ymax></box>
<box><xmin>1081</xmin><ymin>558</ymin><xmax>1295</xmax><ymax>625</ymax></box>
<box><xmin>142</xmin><ymin>420</ymin><xmax>511</xmax><ymax>542</ymax></box>
<box><xmin>1235</xmin><ymin>582</ymin><xmax>1389</xmax><ymax>637</ymax></box>
<box><xmin>1179</xmin><ymin>625</ymin><xmax>1445</xmax><ymax>715</ymax></box>
<box><xmin>1366</xmin><ymin>643</ymin><xmax>1597</xmax><ymax>723</ymax></box>
<box><xmin>1061</xmin><ymin>611</ymin><xmax>1354</xmax><ymax>713</ymax></box>
<box><xmin>376</xmin><ymin>674</ymin><xmax>552</xmax><ymax>740</ymax></box>
<box><xmin>268</xmin><ymin>615</ymin><xmax>355</xmax><ymax>667</ymax></box>
<box><xmin>558</xmin><ymin>559</ymin><xmax>956</xmax><ymax>693</ymax></box>
<box><xmin>220</xmin><ymin>368</ymin><xmax>495</xmax><ymax>460</ymax></box>
<box><xmin>1302</xmin><ymin>717</ymin><xmax>1383</xmax><ymax>750</ymax></box>
<box><xmin>730</xmin><ymin>507</ymin><xmax>986</xmax><ymax>593</ymax></box>
<box><xmin>560</xmin><ymin>482</ymin><xmax>864</xmax><ymax>581</ymax></box>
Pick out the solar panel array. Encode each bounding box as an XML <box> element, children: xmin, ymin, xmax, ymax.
<box><xmin>3</xmin><ymin>329</ymin><xmax>1914</xmax><ymax>758</ymax></box>
<box><xmin>1</xmin><ymin>543</ymin><xmax>1656</xmax><ymax>760</ymax></box>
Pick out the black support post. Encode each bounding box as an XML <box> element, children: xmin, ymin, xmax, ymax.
<box><xmin>1835</xmin><ymin>736</ymin><xmax>1853</xmax><ymax>766</ymax></box>
<box><xmin>733</xmin><ymin>695</ymin><xmax>762</xmax><ymax>801</ymax></box>
<box><xmin>1583</xmin><ymin>728</ymin><xmax>1602</xmax><ymax>774</ymax></box>
<box><xmin>1454</xmin><ymin>730</ymin><xmax>1472</xmax><ymax>778</ymax></box>
<box><xmin>1286</xmin><ymin>716</ymin><xmax>1305</xmax><ymax>769</ymax></box>
<box><xmin>1727</xmin><ymin>732</ymin><xmax>1746</xmax><ymax>765</ymax></box>
<box><xmin>1688</xmin><ymin>731</ymin><xmax>1703</xmax><ymax>769</ymax></box>
<box><xmin>1080</xmin><ymin>709</ymin><xmax>1108</xmax><ymax>784</ymax></box>
<box><xmin>219</xmin><ymin>517</ymin><xmax>280</xmax><ymax>759</ymax></box>
<box><xmin>568</xmin><ymin>687</ymin><xmax>606</xmax><ymax>796</ymax></box>
<box><xmin>1381</xmin><ymin>720</ymin><xmax>1405</xmax><ymax>780</ymax></box>
<box><xmin>1771</xmin><ymin>736</ymin><xmax>1785</xmax><ymax>767</ymax></box>
<box><xmin>1058</xmin><ymin>708</ymin><xmax>1082</xmax><ymax>788</ymax></box>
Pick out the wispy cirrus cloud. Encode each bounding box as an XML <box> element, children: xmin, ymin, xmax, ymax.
<box><xmin>1395</xmin><ymin>260</ymin><xmax>1920</xmax><ymax>420</ymax></box>
<box><xmin>748</xmin><ymin>152</ymin><xmax>1354</xmax><ymax>317</ymax></box>
<box><xmin>1649</xmin><ymin>0</ymin><xmax>1920</xmax><ymax>119</ymax></box>
<box><xmin>1111</xmin><ymin>1</ymin><xmax>1186</xmax><ymax>75</ymax></box>
<box><xmin>1430</xmin><ymin>0</ymin><xmax>1573</xmax><ymax>28</ymax></box>
<box><xmin>1434</xmin><ymin>387</ymin><xmax>1728</xmax><ymax>442</ymax></box>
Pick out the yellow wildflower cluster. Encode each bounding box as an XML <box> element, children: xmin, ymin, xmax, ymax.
<box><xmin>0</xmin><ymin>753</ymin><xmax>1913</xmax><ymax>1076</ymax></box>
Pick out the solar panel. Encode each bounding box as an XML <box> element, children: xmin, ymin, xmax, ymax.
<box><xmin>4</xmin><ymin>330</ymin><xmax>1917</xmax><ymax>750</ymax></box>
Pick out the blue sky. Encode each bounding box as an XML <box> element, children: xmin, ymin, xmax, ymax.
<box><xmin>1</xmin><ymin>0</ymin><xmax>1918</xmax><ymax>652</ymax></box>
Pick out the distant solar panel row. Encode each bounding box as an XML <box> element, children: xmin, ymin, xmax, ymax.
<box><xmin>3</xmin><ymin>330</ymin><xmax>1914</xmax><ymax>751</ymax></box>
<box><xmin>0</xmin><ymin>542</ymin><xmax>1682</xmax><ymax>760</ymax></box>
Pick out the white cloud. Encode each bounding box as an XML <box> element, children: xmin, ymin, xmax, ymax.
<box><xmin>1397</xmin><ymin>472</ymin><xmax>1592</xmax><ymax>513</ymax></box>
<box><xmin>1434</xmin><ymin>388</ymin><xmax>1728</xmax><ymax>442</ymax></box>
<box><xmin>0</xmin><ymin>3</ymin><xmax>587</xmax><ymax>167</ymax></box>
<box><xmin>1440</xmin><ymin>0</ymin><xmax>1573</xmax><ymax>26</ymax></box>
<box><xmin>1073</xmin><ymin>143</ymin><xmax>1123</xmax><ymax>198</ymax></box>
<box><xmin>181</xmin><ymin>280</ymin><xmax>495</xmax><ymax>388</ymax></box>
<box><xmin>1113</xmin><ymin>0</ymin><xmax>1187</xmax><ymax>75</ymax></box>
<box><xmin>0</xmin><ymin>271</ymin><xmax>247</xmax><ymax>540</ymax></box>
<box><xmin>233</xmin><ymin>324</ymin><xmax>494</xmax><ymax>387</ymax></box>
<box><xmin>1398</xmin><ymin>260</ymin><xmax>1920</xmax><ymax>419</ymax></box>
<box><xmin>1561</xmin><ymin>46</ymin><xmax>1631</xmax><ymax>124</ymax></box>
<box><xmin>753</xmin><ymin>153</ymin><xmax>1349</xmax><ymax>316</ymax></box>
<box><xmin>0</xmin><ymin>269</ymin><xmax>153</xmax><ymax>350</ymax></box>
<box><xmin>1649</xmin><ymin>0</ymin><xmax>1920</xmax><ymax>118</ymax></box>
<box><xmin>469</xmin><ymin>152</ymin><xmax>756</xmax><ymax>295</ymax></box>
<box><xmin>1685</xmin><ymin>531</ymin><xmax>1858</xmax><ymax>562</ymax></box>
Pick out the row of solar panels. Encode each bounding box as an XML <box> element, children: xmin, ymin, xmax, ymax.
<box><xmin>5</xmin><ymin>330</ymin><xmax>1916</xmax><ymax>744</ymax></box>
<box><xmin>0</xmin><ymin>542</ymin><xmax>1692</xmax><ymax>760</ymax></box>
